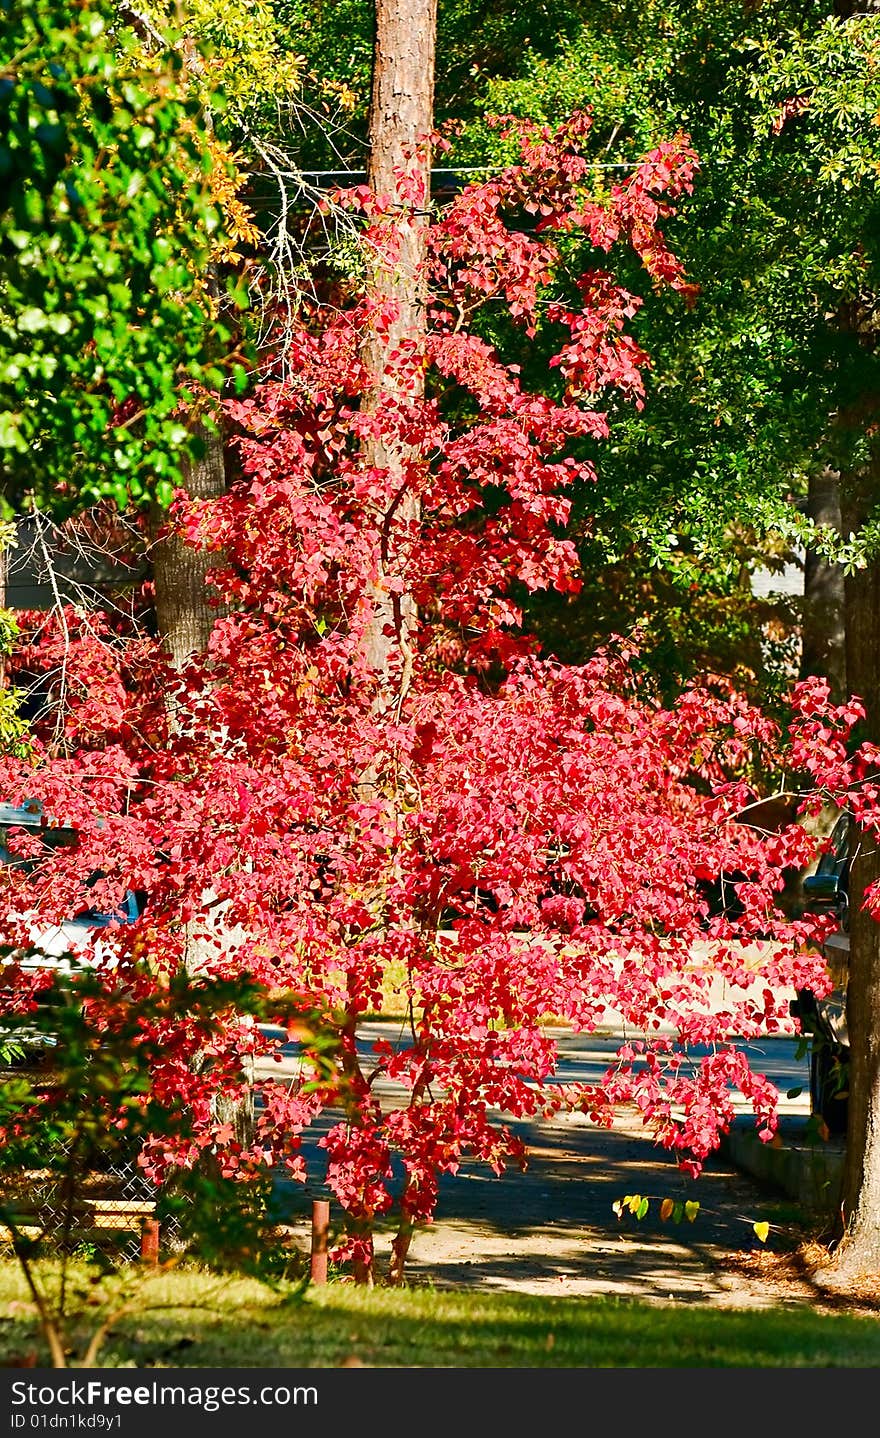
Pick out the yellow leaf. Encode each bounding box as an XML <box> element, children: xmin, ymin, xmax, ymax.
<box><xmin>753</xmin><ymin>1221</ymin><xmax>770</xmax><ymax>1244</ymax></box>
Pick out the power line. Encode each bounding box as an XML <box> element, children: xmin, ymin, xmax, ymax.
<box><xmin>276</xmin><ymin>163</ymin><xmax>641</xmax><ymax>180</ymax></box>
<box><xmin>242</xmin><ymin>162</ymin><xmax>645</xmax><ymax>202</ymax></box>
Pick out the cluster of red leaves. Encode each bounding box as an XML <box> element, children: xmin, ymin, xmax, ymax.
<box><xmin>0</xmin><ymin>113</ymin><xmax>850</xmax><ymax>1273</ymax></box>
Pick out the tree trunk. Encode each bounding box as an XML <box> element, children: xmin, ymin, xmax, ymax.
<box><xmin>345</xmin><ymin>0</ymin><xmax>437</xmax><ymax>1285</ymax></box>
<box><xmin>800</xmin><ymin>467</ymin><xmax>846</xmax><ymax>702</ymax></box>
<box><xmin>821</xmin><ymin>443</ymin><xmax>880</xmax><ymax>1285</ymax></box>
<box><xmin>360</xmin><ymin>0</ymin><xmax>437</xmax><ymax>695</ymax></box>
<box><xmin>150</xmin><ymin>419</ymin><xmax>226</xmax><ymax>668</ymax></box>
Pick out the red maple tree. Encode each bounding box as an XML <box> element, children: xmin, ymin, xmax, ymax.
<box><xmin>0</xmin><ymin>114</ymin><xmax>844</xmax><ymax>1282</ymax></box>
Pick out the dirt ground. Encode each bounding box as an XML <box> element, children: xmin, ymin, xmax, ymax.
<box><xmin>285</xmin><ymin>1108</ymin><xmax>880</xmax><ymax>1314</ymax></box>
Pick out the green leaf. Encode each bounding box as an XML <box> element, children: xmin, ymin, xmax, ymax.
<box><xmin>636</xmin><ymin>1197</ymin><xmax>649</xmax><ymax>1221</ymax></box>
<box><xmin>17</xmin><ymin>307</ymin><xmax>47</xmax><ymax>333</ymax></box>
<box><xmin>0</xmin><ymin>414</ymin><xmax>27</xmax><ymax>452</ymax></box>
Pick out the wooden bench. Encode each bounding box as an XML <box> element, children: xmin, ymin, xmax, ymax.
<box><xmin>0</xmin><ymin>1199</ymin><xmax>161</xmax><ymax>1261</ymax></box>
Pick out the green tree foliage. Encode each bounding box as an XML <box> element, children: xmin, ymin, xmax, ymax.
<box><xmin>531</xmin><ymin>529</ymin><xmax>802</xmax><ymax>705</ymax></box>
<box><xmin>277</xmin><ymin>0</ymin><xmax>615</xmax><ymax>169</ymax></box>
<box><xmin>145</xmin><ymin>0</ymin><xmax>302</xmax><ymax>139</ymax></box>
<box><xmin>0</xmin><ymin>0</ymin><xmax>245</xmax><ymax>519</ymax></box>
<box><xmin>469</xmin><ymin>2</ymin><xmax>880</xmax><ymax>561</ymax></box>
<box><xmin>412</xmin><ymin>2</ymin><xmax>876</xmax><ymax>694</ymax></box>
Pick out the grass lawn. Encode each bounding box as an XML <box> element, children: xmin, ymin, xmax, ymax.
<box><xmin>1</xmin><ymin>1261</ymin><xmax>879</xmax><ymax>1368</ymax></box>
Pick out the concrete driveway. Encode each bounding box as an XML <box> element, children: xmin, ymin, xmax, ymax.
<box><xmin>256</xmin><ymin>1016</ymin><xmax>813</xmax><ymax>1118</ymax></box>
<box><xmin>255</xmin><ymin>1014</ymin><xmax>838</xmax><ymax>1305</ymax></box>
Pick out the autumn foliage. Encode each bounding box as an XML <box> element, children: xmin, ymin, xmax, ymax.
<box><xmin>0</xmin><ymin>114</ymin><xmax>849</xmax><ymax>1280</ymax></box>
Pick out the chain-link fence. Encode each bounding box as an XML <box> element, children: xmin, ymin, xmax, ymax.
<box><xmin>0</xmin><ymin>1151</ymin><xmax>184</xmax><ymax>1264</ymax></box>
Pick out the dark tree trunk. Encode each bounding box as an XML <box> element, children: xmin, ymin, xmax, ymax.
<box><xmin>823</xmin><ymin>443</ymin><xmax>880</xmax><ymax>1285</ymax></box>
<box><xmin>804</xmin><ymin>0</ymin><xmax>880</xmax><ymax>1248</ymax></box>
<box><xmin>800</xmin><ymin>468</ymin><xmax>846</xmax><ymax>702</ymax></box>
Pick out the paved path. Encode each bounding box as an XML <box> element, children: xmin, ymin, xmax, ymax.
<box><xmin>257</xmin><ymin>1020</ymin><xmax>813</xmax><ymax>1118</ymax></box>
<box><xmin>260</xmin><ymin>1023</ymin><xmax>825</xmax><ymax>1306</ymax></box>
<box><xmin>385</xmin><ymin>1111</ymin><xmax>804</xmax><ymax>1305</ymax></box>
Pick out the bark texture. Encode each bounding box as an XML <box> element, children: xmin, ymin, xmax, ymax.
<box><xmin>360</xmin><ymin>0</ymin><xmax>437</xmax><ymax>693</ymax></box>
<box><xmin>354</xmin><ymin>0</ymin><xmax>437</xmax><ymax>1284</ymax></box>
<box><xmin>150</xmin><ymin>418</ymin><xmax>227</xmax><ymax>669</ymax></box>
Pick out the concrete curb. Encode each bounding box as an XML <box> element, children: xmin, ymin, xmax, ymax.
<box><xmin>720</xmin><ymin>1116</ymin><xmax>844</xmax><ymax>1216</ymax></box>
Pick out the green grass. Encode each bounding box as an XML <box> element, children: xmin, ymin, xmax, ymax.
<box><xmin>1</xmin><ymin>1261</ymin><xmax>880</xmax><ymax>1367</ymax></box>
<box><xmin>367</xmin><ymin>959</ymin><xmax>413</xmax><ymax>1019</ymax></box>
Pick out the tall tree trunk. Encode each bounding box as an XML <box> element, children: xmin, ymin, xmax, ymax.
<box><xmin>822</xmin><ymin>440</ymin><xmax>880</xmax><ymax>1285</ymax></box>
<box><xmin>805</xmin><ymin>12</ymin><xmax>880</xmax><ymax>1274</ymax></box>
<box><xmin>347</xmin><ymin>0</ymin><xmax>437</xmax><ymax>1285</ymax></box>
<box><xmin>800</xmin><ymin>467</ymin><xmax>846</xmax><ymax>702</ymax></box>
<box><xmin>360</xmin><ymin>0</ymin><xmax>437</xmax><ymax>696</ymax></box>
